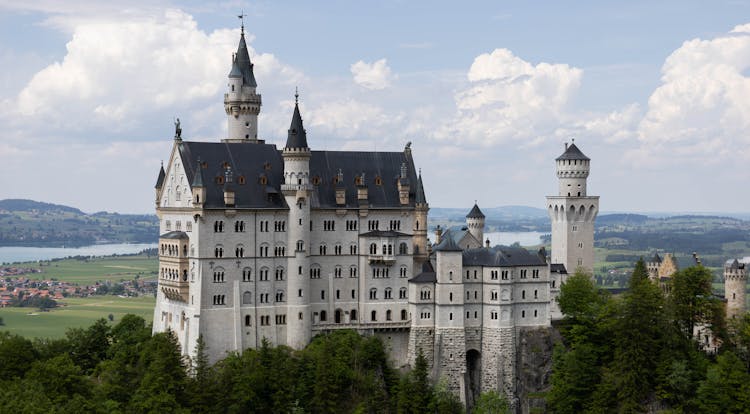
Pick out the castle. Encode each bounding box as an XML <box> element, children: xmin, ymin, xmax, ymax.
<box><xmin>152</xmin><ymin>26</ymin><xmax>599</xmax><ymax>406</ymax></box>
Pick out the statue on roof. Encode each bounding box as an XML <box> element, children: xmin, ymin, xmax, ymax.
<box><xmin>174</xmin><ymin>117</ymin><xmax>182</xmax><ymax>140</ymax></box>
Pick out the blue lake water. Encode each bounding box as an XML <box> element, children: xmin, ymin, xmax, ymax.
<box><xmin>485</xmin><ymin>231</ymin><xmax>547</xmax><ymax>247</ymax></box>
<box><xmin>0</xmin><ymin>243</ymin><xmax>157</xmax><ymax>264</ymax></box>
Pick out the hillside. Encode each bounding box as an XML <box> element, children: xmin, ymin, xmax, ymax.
<box><xmin>0</xmin><ymin>199</ymin><xmax>158</xmax><ymax>247</ymax></box>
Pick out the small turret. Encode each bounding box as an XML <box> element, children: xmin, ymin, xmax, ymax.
<box><xmin>466</xmin><ymin>203</ymin><xmax>485</xmax><ymax>245</ymax></box>
<box><xmin>398</xmin><ymin>162</ymin><xmax>410</xmax><ymax>205</ymax></box>
<box><xmin>555</xmin><ymin>140</ymin><xmax>590</xmax><ymax>197</ymax></box>
<box><xmin>191</xmin><ymin>159</ymin><xmax>206</xmax><ymax>206</ymax></box>
<box><xmin>724</xmin><ymin>258</ymin><xmax>747</xmax><ymax>319</ymax></box>
<box><xmin>223</xmin><ymin>166</ymin><xmax>235</xmax><ymax>207</ymax></box>
<box><xmin>155</xmin><ymin>162</ymin><xmax>166</xmax><ymax>206</ymax></box>
<box><xmin>224</xmin><ymin>23</ymin><xmax>262</xmax><ymax>143</ymax></box>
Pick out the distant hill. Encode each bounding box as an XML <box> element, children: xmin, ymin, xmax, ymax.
<box><xmin>0</xmin><ymin>199</ymin><xmax>158</xmax><ymax>247</ymax></box>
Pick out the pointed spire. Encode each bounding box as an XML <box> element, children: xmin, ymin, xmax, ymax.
<box><xmin>155</xmin><ymin>162</ymin><xmax>166</xmax><ymax>189</ymax></box>
<box><xmin>556</xmin><ymin>140</ymin><xmax>590</xmax><ymax>161</ymax></box>
<box><xmin>285</xmin><ymin>91</ymin><xmax>308</xmax><ymax>149</ymax></box>
<box><xmin>191</xmin><ymin>159</ymin><xmax>205</xmax><ymax>188</ymax></box>
<box><xmin>466</xmin><ymin>203</ymin><xmax>485</xmax><ymax>219</ymax></box>
<box><xmin>233</xmin><ymin>18</ymin><xmax>257</xmax><ymax>88</ymax></box>
<box><xmin>415</xmin><ymin>170</ymin><xmax>427</xmax><ymax>204</ymax></box>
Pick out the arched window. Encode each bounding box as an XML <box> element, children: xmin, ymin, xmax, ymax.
<box><xmin>320</xmin><ymin>310</ymin><xmax>327</xmax><ymax>322</ymax></box>
<box><xmin>243</xmin><ymin>291</ymin><xmax>252</xmax><ymax>304</ymax></box>
<box><xmin>369</xmin><ymin>243</ymin><xmax>377</xmax><ymax>255</ymax></box>
<box><xmin>386</xmin><ymin>310</ymin><xmax>392</xmax><ymax>321</ymax></box>
<box><xmin>399</xmin><ymin>242</ymin><xmax>408</xmax><ymax>255</ymax></box>
<box><xmin>401</xmin><ymin>309</ymin><xmax>407</xmax><ymax>320</ymax></box>
<box><xmin>371</xmin><ymin>310</ymin><xmax>377</xmax><ymax>321</ymax></box>
<box><xmin>350</xmin><ymin>309</ymin><xmax>357</xmax><ymax>321</ymax></box>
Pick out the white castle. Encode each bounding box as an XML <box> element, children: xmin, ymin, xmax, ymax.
<box><xmin>152</xmin><ymin>27</ymin><xmax>598</xmax><ymax>405</ymax></box>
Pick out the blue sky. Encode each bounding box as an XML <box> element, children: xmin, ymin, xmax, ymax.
<box><xmin>1</xmin><ymin>1</ymin><xmax>750</xmax><ymax>214</ymax></box>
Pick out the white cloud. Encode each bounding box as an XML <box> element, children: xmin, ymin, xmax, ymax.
<box><xmin>632</xmin><ymin>23</ymin><xmax>750</xmax><ymax>166</ymax></box>
<box><xmin>350</xmin><ymin>58</ymin><xmax>394</xmax><ymax>90</ymax></box>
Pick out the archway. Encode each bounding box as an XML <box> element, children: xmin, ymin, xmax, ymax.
<box><xmin>466</xmin><ymin>349</ymin><xmax>482</xmax><ymax>410</ymax></box>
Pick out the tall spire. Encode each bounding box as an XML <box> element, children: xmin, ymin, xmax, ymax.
<box><xmin>234</xmin><ymin>14</ymin><xmax>257</xmax><ymax>88</ymax></box>
<box><xmin>416</xmin><ymin>170</ymin><xmax>427</xmax><ymax>204</ymax></box>
<box><xmin>191</xmin><ymin>159</ymin><xmax>205</xmax><ymax>188</ymax></box>
<box><xmin>285</xmin><ymin>90</ymin><xmax>308</xmax><ymax>149</ymax></box>
<box><xmin>155</xmin><ymin>162</ymin><xmax>166</xmax><ymax>189</ymax></box>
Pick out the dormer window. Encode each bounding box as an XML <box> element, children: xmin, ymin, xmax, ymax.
<box><xmin>312</xmin><ymin>176</ymin><xmax>321</xmax><ymax>185</ymax></box>
<box><xmin>374</xmin><ymin>176</ymin><xmax>382</xmax><ymax>186</ymax></box>
<box><xmin>259</xmin><ymin>175</ymin><xmax>268</xmax><ymax>185</ymax></box>
<box><xmin>238</xmin><ymin>176</ymin><xmax>246</xmax><ymax>185</ymax></box>
<box><xmin>216</xmin><ymin>176</ymin><xmax>225</xmax><ymax>185</ymax></box>
<box><xmin>264</xmin><ymin>162</ymin><xmax>272</xmax><ymax>171</ymax></box>
<box><xmin>355</xmin><ymin>176</ymin><xmax>363</xmax><ymax>186</ymax></box>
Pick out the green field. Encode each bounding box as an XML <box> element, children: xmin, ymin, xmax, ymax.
<box><xmin>15</xmin><ymin>254</ymin><xmax>158</xmax><ymax>284</ymax></box>
<box><xmin>0</xmin><ymin>296</ymin><xmax>155</xmax><ymax>339</ymax></box>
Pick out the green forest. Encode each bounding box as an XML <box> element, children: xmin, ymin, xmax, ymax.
<box><xmin>0</xmin><ymin>318</ymin><xmax>508</xmax><ymax>414</ymax></box>
<box><xmin>549</xmin><ymin>262</ymin><xmax>750</xmax><ymax>413</ymax></box>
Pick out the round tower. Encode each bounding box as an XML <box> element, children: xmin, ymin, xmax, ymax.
<box><xmin>223</xmin><ymin>25</ymin><xmax>262</xmax><ymax>143</ymax></box>
<box><xmin>556</xmin><ymin>142</ymin><xmax>590</xmax><ymax>197</ymax></box>
<box><xmin>724</xmin><ymin>259</ymin><xmax>747</xmax><ymax>319</ymax></box>
<box><xmin>466</xmin><ymin>203</ymin><xmax>485</xmax><ymax>246</ymax></box>
<box><xmin>281</xmin><ymin>91</ymin><xmax>312</xmax><ymax>349</ymax></box>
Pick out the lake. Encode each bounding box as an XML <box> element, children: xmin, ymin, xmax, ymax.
<box><xmin>0</xmin><ymin>243</ymin><xmax>157</xmax><ymax>265</ymax></box>
<box><xmin>485</xmin><ymin>231</ymin><xmax>547</xmax><ymax>247</ymax></box>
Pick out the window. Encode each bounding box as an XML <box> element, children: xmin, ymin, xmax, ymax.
<box><xmin>491</xmin><ymin>270</ymin><xmax>498</xmax><ymax>280</ymax></box>
<box><xmin>243</xmin><ymin>291</ymin><xmax>252</xmax><ymax>304</ymax></box>
<box><xmin>274</xmin><ymin>245</ymin><xmax>286</xmax><ymax>257</ymax></box>
<box><xmin>259</xmin><ymin>293</ymin><xmax>269</xmax><ymax>303</ymax></box>
<box><xmin>296</xmin><ymin>240</ymin><xmax>304</xmax><ymax>251</ymax></box>
<box><xmin>310</xmin><ymin>266</ymin><xmax>321</xmax><ymax>279</ymax></box>
<box><xmin>386</xmin><ymin>310</ymin><xmax>392</xmax><ymax>321</ymax></box>
<box><xmin>213</xmin><ymin>269</ymin><xmax>225</xmax><ymax>283</ymax></box>
<box><xmin>319</xmin><ymin>244</ymin><xmax>327</xmax><ymax>255</ymax></box>
<box><xmin>522</xmin><ymin>290</ymin><xmax>526</xmax><ymax>299</ymax></box>
<box><xmin>532</xmin><ymin>269</ymin><xmax>540</xmax><ymax>278</ymax></box>
<box><xmin>351</xmin><ymin>289</ymin><xmax>356</xmax><ymax>299</ymax></box>
<box><xmin>336</xmin><ymin>289</ymin><xmax>340</xmax><ymax>299</ymax></box>
<box><xmin>522</xmin><ymin>310</ymin><xmax>526</xmax><ymax>318</ymax></box>
<box><xmin>520</xmin><ymin>269</ymin><xmax>527</xmax><ymax>279</ymax></box>
<box><xmin>275</xmin><ymin>267</ymin><xmax>285</xmax><ymax>281</ymax></box>
<box><xmin>259</xmin><ymin>244</ymin><xmax>269</xmax><ymax>257</ymax></box>
<box><xmin>399</xmin><ymin>287</ymin><xmax>407</xmax><ymax>299</ymax></box>
<box><xmin>351</xmin><ymin>309</ymin><xmax>357</xmax><ymax>320</ymax></box>
<box><xmin>299</xmin><ymin>289</ymin><xmax>303</xmax><ymax>297</ymax></box>
<box><xmin>259</xmin><ymin>268</ymin><xmax>269</xmax><ymax>281</ymax></box>
<box><xmin>334</xmin><ymin>244</ymin><xmax>342</xmax><ymax>255</ymax></box>
<box><xmin>275</xmin><ymin>315</ymin><xmax>286</xmax><ymax>325</ymax></box>
<box><xmin>420</xmin><ymin>310</ymin><xmax>431</xmax><ymax>319</ymax></box>
<box><xmin>420</xmin><ymin>288</ymin><xmax>431</xmax><ymax>300</ymax></box>
<box><xmin>346</xmin><ymin>220</ymin><xmax>357</xmax><ymax>231</ymax></box>
<box><xmin>534</xmin><ymin>289</ymin><xmax>538</xmax><ymax>299</ymax></box>
<box><xmin>349</xmin><ymin>266</ymin><xmax>358</xmax><ymax>278</ymax></box>
<box><xmin>399</xmin><ymin>242</ymin><xmax>408</xmax><ymax>255</ymax></box>
<box><xmin>385</xmin><ymin>288</ymin><xmax>392</xmax><ymax>299</ymax></box>
<box><xmin>350</xmin><ymin>244</ymin><xmax>357</xmax><ymax>255</ymax></box>
<box><xmin>401</xmin><ymin>309</ymin><xmax>407</xmax><ymax>320</ymax></box>
<box><xmin>491</xmin><ymin>290</ymin><xmax>498</xmax><ymax>300</ymax></box>
<box><xmin>245</xmin><ymin>315</ymin><xmax>251</xmax><ymax>326</ymax></box>
<box><xmin>369</xmin><ymin>243</ymin><xmax>377</xmax><ymax>255</ymax></box>
<box><xmin>491</xmin><ymin>311</ymin><xmax>498</xmax><ymax>320</ymax></box>
<box><xmin>259</xmin><ymin>221</ymin><xmax>269</xmax><ymax>232</ymax></box>
<box><xmin>369</xmin><ymin>288</ymin><xmax>377</xmax><ymax>300</ymax></box>
<box><xmin>235</xmin><ymin>245</ymin><xmax>244</xmax><ymax>257</ymax></box>
<box><xmin>389</xmin><ymin>220</ymin><xmax>401</xmax><ymax>230</ymax></box>
<box><xmin>334</xmin><ymin>266</ymin><xmax>342</xmax><ymax>278</ymax></box>
<box><xmin>501</xmin><ymin>270</ymin><xmax>509</xmax><ymax>280</ymax></box>
<box><xmin>214</xmin><ymin>221</ymin><xmax>224</xmax><ymax>232</ymax></box>
<box><xmin>275</xmin><ymin>290</ymin><xmax>285</xmax><ymax>302</ymax></box>
<box><xmin>321</xmin><ymin>290</ymin><xmax>326</xmax><ymax>300</ymax></box>
<box><xmin>368</xmin><ymin>220</ymin><xmax>379</xmax><ymax>231</ymax></box>
<box><xmin>186</xmin><ymin>221</ymin><xmax>192</xmax><ymax>232</ymax></box>
<box><xmin>320</xmin><ymin>311</ymin><xmax>327</xmax><ymax>322</ymax></box>
<box><xmin>323</xmin><ymin>220</ymin><xmax>336</xmax><ymax>231</ymax></box>
<box><xmin>234</xmin><ymin>221</ymin><xmax>245</xmax><ymax>232</ymax></box>
<box><xmin>165</xmin><ymin>220</ymin><xmax>171</xmax><ymax>231</ymax></box>
<box><xmin>371</xmin><ymin>310</ymin><xmax>377</xmax><ymax>321</ymax></box>
<box><xmin>260</xmin><ymin>315</ymin><xmax>270</xmax><ymax>326</ymax></box>
<box><xmin>212</xmin><ymin>295</ymin><xmax>226</xmax><ymax>305</ymax></box>
<box><xmin>274</xmin><ymin>221</ymin><xmax>286</xmax><ymax>232</ymax></box>
<box><xmin>400</xmin><ymin>266</ymin><xmax>408</xmax><ymax>278</ymax></box>
<box><xmin>214</xmin><ymin>246</ymin><xmax>224</xmax><ymax>258</ymax></box>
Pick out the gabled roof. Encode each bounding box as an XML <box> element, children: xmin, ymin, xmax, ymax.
<box><xmin>155</xmin><ymin>164</ymin><xmax>166</xmax><ymax>189</ymax></box>
<box><xmin>409</xmin><ymin>260</ymin><xmax>436</xmax><ymax>283</ymax></box>
<box><xmin>650</xmin><ymin>252</ymin><xmax>662</xmax><ymax>264</ymax></box>
<box><xmin>285</xmin><ymin>102</ymin><xmax>308</xmax><ymax>149</ymax></box>
<box><xmin>466</xmin><ymin>203</ymin><xmax>485</xmax><ymax>219</ymax></box>
<box><xmin>178</xmin><ymin>141</ymin><xmax>422</xmax><ymax>209</ymax></box>
<box><xmin>556</xmin><ymin>143</ymin><xmax>590</xmax><ymax>161</ymax></box>
<box><xmin>434</xmin><ymin>235</ymin><xmax>463</xmax><ymax>252</ymax></box>
<box><xmin>462</xmin><ymin>246</ymin><xmax>547</xmax><ymax>267</ymax></box>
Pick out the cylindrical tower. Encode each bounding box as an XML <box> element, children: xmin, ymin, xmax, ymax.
<box><xmin>282</xmin><ymin>94</ymin><xmax>312</xmax><ymax>349</ymax></box>
<box><xmin>725</xmin><ymin>259</ymin><xmax>747</xmax><ymax>319</ymax></box>
<box><xmin>466</xmin><ymin>203</ymin><xmax>485</xmax><ymax>246</ymax></box>
<box><xmin>556</xmin><ymin>143</ymin><xmax>590</xmax><ymax>197</ymax></box>
<box><xmin>223</xmin><ymin>28</ymin><xmax>262</xmax><ymax>143</ymax></box>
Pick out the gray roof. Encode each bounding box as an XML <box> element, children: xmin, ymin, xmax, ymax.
<box><xmin>235</xmin><ymin>33</ymin><xmax>257</xmax><ymax>87</ymax></box>
<box><xmin>228</xmin><ymin>58</ymin><xmax>242</xmax><ymax>78</ymax></box>
<box><xmin>556</xmin><ymin>143</ymin><xmax>590</xmax><ymax>161</ymax></box>
<box><xmin>191</xmin><ymin>160</ymin><xmax>205</xmax><ymax>188</ymax></box>
<box><xmin>155</xmin><ymin>164</ymin><xmax>165</xmax><ymax>189</ymax></box>
<box><xmin>466</xmin><ymin>203</ymin><xmax>485</xmax><ymax>219</ymax></box>
<box><xmin>285</xmin><ymin>102</ymin><xmax>308</xmax><ymax>149</ymax></box>
<box><xmin>650</xmin><ymin>252</ymin><xmax>662</xmax><ymax>264</ymax></box>
<box><xmin>410</xmin><ymin>260</ymin><xmax>436</xmax><ymax>283</ymax></box>
<box><xmin>177</xmin><ymin>141</ymin><xmax>422</xmax><ymax>209</ymax></box>
<box><xmin>159</xmin><ymin>231</ymin><xmax>189</xmax><ymax>240</ymax></box>
<box><xmin>415</xmin><ymin>173</ymin><xmax>427</xmax><ymax>204</ymax></box>
<box><xmin>361</xmin><ymin>230</ymin><xmax>410</xmax><ymax>237</ymax></box>
<box><xmin>462</xmin><ymin>246</ymin><xmax>547</xmax><ymax>267</ymax></box>
<box><xmin>434</xmin><ymin>235</ymin><xmax>463</xmax><ymax>252</ymax></box>
<box><xmin>550</xmin><ymin>263</ymin><xmax>568</xmax><ymax>274</ymax></box>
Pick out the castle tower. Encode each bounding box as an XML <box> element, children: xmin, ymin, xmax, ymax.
<box><xmin>724</xmin><ymin>259</ymin><xmax>747</xmax><ymax>319</ymax></box>
<box><xmin>466</xmin><ymin>203</ymin><xmax>485</xmax><ymax>246</ymax></box>
<box><xmin>546</xmin><ymin>141</ymin><xmax>599</xmax><ymax>277</ymax></box>
<box><xmin>281</xmin><ymin>92</ymin><xmax>312</xmax><ymax>349</ymax></box>
<box><xmin>223</xmin><ymin>23</ymin><xmax>262</xmax><ymax>143</ymax></box>
<box><xmin>646</xmin><ymin>253</ymin><xmax>662</xmax><ymax>282</ymax></box>
<box><xmin>413</xmin><ymin>171</ymin><xmax>429</xmax><ymax>265</ymax></box>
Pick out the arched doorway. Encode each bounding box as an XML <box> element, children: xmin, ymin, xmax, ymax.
<box><xmin>466</xmin><ymin>349</ymin><xmax>482</xmax><ymax>410</ymax></box>
<box><xmin>335</xmin><ymin>309</ymin><xmax>343</xmax><ymax>324</ymax></box>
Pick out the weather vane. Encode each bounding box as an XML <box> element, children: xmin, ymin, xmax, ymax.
<box><xmin>238</xmin><ymin>11</ymin><xmax>246</xmax><ymax>34</ymax></box>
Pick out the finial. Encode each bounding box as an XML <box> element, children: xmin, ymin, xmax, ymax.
<box><xmin>160</xmin><ymin>160</ymin><xmax>163</xmax><ymax>167</ymax></box>
<box><xmin>295</xmin><ymin>86</ymin><xmax>299</xmax><ymax>104</ymax></box>
<box><xmin>238</xmin><ymin>11</ymin><xmax>246</xmax><ymax>34</ymax></box>
<box><xmin>572</xmin><ymin>138</ymin><xmax>575</xmax><ymax>143</ymax></box>
<box><xmin>418</xmin><ymin>168</ymin><xmax>422</xmax><ymax>176</ymax></box>
<box><xmin>474</xmin><ymin>199</ymin><xmax>477</xmax><ymax>205</ymax></box>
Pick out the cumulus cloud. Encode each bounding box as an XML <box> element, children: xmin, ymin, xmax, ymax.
<box><xmin>350</xmin><ymin>58</ymin><xmax>394</xmax><ymax>90</ymax></box>
<box><xmin>632</xmin><ymin>23</ymin><xmax>750</xmax><ymax>165</ymax></box>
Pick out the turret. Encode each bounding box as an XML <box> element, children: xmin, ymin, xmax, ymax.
<box><xmin>191</xmin><ymin>159</ymin><xmax>206</xmax><ymax>207</ymax></box>
<box><xmin>223</xmin><ymin>24</ymin><xmax>262</xmax><ymax>143</ymax></box>
<box><xmin>413</xmin><ymin>170</ymin><xmax>429</xmax><ymax>262</ymax></box>
<box><xmin>724</xmin><ymin>259</ymin><xmax>747</xmax><ymax>319</ymax></box>
<box><xmin>466</xmin><ymin>203</ymin><xmax>485</xmax><ymax>245</ymax></box>
<box><xmin>281</xmin><ymin>91</ymin><xmax>312</xmax><ymax>349</ymax></box>
<box><xmin>155</xmin><ymin>162</ymin><xmax>165</xmax><ymax>206</ymax></box>
<box><xmin>555</xmin><ymin>141</ymin><xmax>590</xmax><ymax>197</ymax></box>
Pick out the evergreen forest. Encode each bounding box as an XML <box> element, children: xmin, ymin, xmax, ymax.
<box><xmin>549</xmin><ymin>260</ymin><xmax>750</xmax><ymax>413</ymax></box>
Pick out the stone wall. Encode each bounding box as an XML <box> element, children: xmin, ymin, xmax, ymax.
<box><xmin>515</xmin><ymin>326</ymin><xmax>560</xmax><ymax>414</ymax></box>
<box><xmin>407</xmin><ymin>326</ymin><xmax>435</xmax><ymax>369</ymax></box>
<box><xmin>480</xmin><ymin>327</ymin><xmax>516</xmax><ymax>398</ymax></box>
<box><xmin>435</xmin><ymin>328</ymin><xmax>467</xmax><ymax>400</ymax></box>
